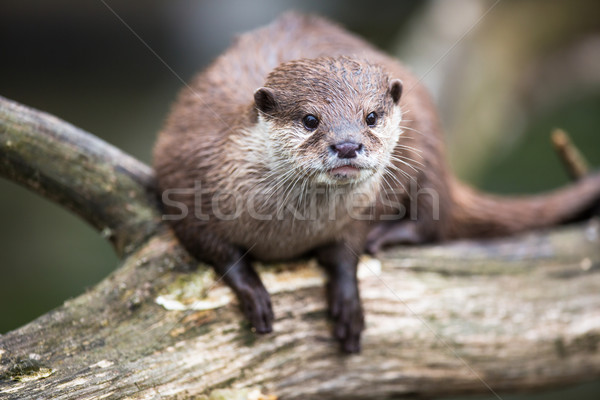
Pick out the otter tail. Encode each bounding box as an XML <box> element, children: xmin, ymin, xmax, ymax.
<box><xmin>448</xmin><ymin>172</ymin><xmax>600</xmax><ymax>239</ymax></box>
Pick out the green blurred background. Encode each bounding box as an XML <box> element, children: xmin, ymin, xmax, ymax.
<box><xmin>1</xmin><ymin>1</ymin><xmax>599</xmax><ymax>398</ymax></box>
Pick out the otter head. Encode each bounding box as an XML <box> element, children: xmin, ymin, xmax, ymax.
<box><xmin>253</xmin><ymin>56</ymin><xmax>403</xmax><ymax>187</ymax></box>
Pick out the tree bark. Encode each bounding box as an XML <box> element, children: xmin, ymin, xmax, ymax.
<box><xmin>0</xmin><ymin>95</ymin><xmax>599</xmax><ymax>400</ymax></box>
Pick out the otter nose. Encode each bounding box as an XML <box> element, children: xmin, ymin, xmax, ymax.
<box><xmin>330</xmin><ymin>142</ymin><xmax>363</xmax><ymax>159</ymax></box>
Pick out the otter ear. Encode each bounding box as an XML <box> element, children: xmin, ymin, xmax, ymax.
<box><xmin>254</xmin><ymin>87</ymin><xmax>278</xmax><ymax>114</ymax></box>
<box><xmin>389</xmin><ymin>79</ymin><xmax>403</xmax><ymax>104</ymax></box>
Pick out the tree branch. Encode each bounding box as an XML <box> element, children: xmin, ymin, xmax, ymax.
<box><xmin>552</xmin><ymin>128</ymin><xmax>590</xmax><ymax>181</ymax></box>
<box><xmin>1</xmin><ymin>96</ymin><xmax>599</xmax><ymax>399</ymax></box>
<box><xmin>0</xmin><ymin>96</ymin><xmax>159</xmax><ymax>256</ymax></box>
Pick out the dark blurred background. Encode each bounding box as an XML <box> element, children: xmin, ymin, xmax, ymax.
<box><xmin>1</xmin><ymin>1</ymin><xmax>599</xmax><ymax>398</ymax></box>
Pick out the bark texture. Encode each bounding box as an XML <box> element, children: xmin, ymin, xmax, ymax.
<box><xmin>1</xmin><ymin>96</ymin><xmax>599</xmax><ymax>400</ymax></box>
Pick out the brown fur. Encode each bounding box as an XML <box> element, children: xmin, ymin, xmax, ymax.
<box><xmin>153</xmin><ymin>13</ymin><xmax>600</xmax><ymax>352</ymax></box>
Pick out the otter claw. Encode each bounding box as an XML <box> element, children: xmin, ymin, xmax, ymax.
<box><xmin>238</xmin><ymin>283</ymin><xmax>273</xmax><ymax>334</ymax></box>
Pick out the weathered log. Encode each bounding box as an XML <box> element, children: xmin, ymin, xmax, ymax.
<box><xmin>0</xmin><ymin>96</ymin><xmax>599</xmax><ymax>400</ymax></box>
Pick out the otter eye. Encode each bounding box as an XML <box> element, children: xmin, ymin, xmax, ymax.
<box><xmin>365</xmin><ymin>112</ymin><xmax>378</xmax><ymax>127</ymax></box>
<box><xmin>302</xmin><ymin>114</ymin><xmax>319</xmax><ymax>131</ymax></box>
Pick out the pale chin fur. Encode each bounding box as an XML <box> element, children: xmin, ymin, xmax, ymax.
<box><xmin>313</xmin><ymin>168</ymin><xmax>375</xmax><ymax>186</ymax></box>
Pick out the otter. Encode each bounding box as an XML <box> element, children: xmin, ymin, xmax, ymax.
<box><xmin>153</xmin><ymin>13</ymin><xmax>600</xmax><ymax>353</ymax></box>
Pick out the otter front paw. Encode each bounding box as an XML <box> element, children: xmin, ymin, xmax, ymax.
<box><xmin>217</xmin><ymin>258</ymin><xmax>274</xmax><ymax>334</ymax></box>
<box><xmin>327</xmin><ymin>281</ymin><xmax>364</xmax><ymax>353</ymax></box>
<box><xmin>235</xmin><ymin>278</ymin><xmax>274</xmax><ymax>334</ymax></box>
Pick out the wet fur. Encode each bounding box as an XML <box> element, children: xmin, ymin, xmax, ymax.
<box><xmin>154</xmin><ymin>13</ymin><xmax>600</xmax><ymax>353</ymax></box>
